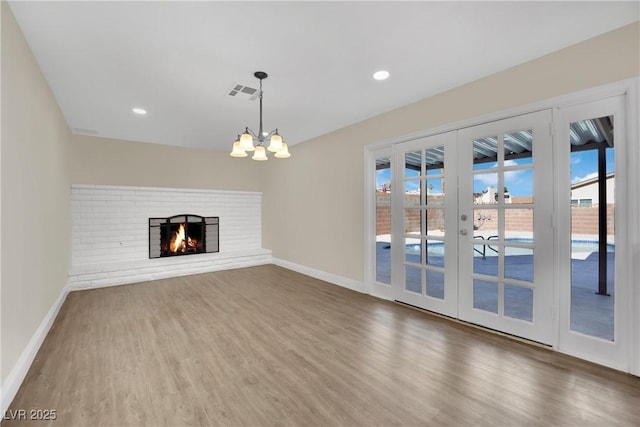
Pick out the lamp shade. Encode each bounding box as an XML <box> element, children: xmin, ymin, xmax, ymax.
<box><xmin>239</xmin><ymin>130</ymin><xmax>255</xmax><ymax>151</ymax></box>
<box><xmin>274</xmin><ymin>143</ymin><xmax>291</xmax><ymax>158</ymax></box>
<box><xmin>267</xmin><ymin>131</ymin><xmax>283</xmax><ymax>152</ymax></box>
<box><xmin>252</xmin><ymin>145</ymin><xmax>268</xmax><ymax>161</ymax></box>
<box><xmin>230</xmin><ymin>141</ymin><xmax>247</xmax><ymax>157</ymax></box>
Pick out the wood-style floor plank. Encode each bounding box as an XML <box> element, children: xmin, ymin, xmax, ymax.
<box><xmin>3</xmin><ymin>265</ymin><xmax>639</xmax><ymax>426</ymax></box>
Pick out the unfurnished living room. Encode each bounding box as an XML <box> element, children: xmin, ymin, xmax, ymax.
<box><xmin>1</xmin><ymin>1</ymin><xmax>639</xmax><ymax>426</ymax></box>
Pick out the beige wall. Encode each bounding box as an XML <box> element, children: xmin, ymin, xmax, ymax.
<box><xmin>262</xmin><ymin>21</ymin><xmax>640</xmax><ymax>282</ymax></box>
<box><xmin>70</xmin><ymin>135</ymin><xmax>263</xmax><ymax>192</ymax></box>
<box><xmin>1</xmin><ymin>2</ymin><xmax>71</xmax><ymax>385</ymax></box>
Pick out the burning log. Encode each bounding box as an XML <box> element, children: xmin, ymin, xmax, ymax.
<box><xmin>169</xmin><ymin>223</ymin><xmax>200</xmax><ymax>254</ymax></box>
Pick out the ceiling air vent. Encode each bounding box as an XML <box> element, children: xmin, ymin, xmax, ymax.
<box><xmin>73</xmin><ymin>127</ymin><xmax>99</xmax><ymax>135</ymax></box>
<box><xmin>227</xmin><ymin>83</ymin><xmax>259</xmax><ymax>100</ymax></box>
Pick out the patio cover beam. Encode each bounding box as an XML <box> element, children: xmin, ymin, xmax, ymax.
<box><xmin>597</xmin><ymin>145</ymin><xmax>609</xmax><ymax>296</ymax></box>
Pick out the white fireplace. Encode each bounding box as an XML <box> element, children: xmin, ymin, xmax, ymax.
<box><xmin>67</xmin><ymin>185</ymin><xmax>271</xmax><ymax>290</ymax></box>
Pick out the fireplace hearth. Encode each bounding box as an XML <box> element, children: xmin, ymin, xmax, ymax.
<box><xmin>149</xmin><ymin>215</ymin><xmax>219</xmax><ymax>258</ymax></box>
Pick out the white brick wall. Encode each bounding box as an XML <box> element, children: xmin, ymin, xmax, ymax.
<box><xmin>68</xmin><ymin>185</ymin><xmax>271</xmax><ymax>289</ymax></box>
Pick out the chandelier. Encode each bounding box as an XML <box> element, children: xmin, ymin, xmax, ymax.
<box><xmin>230</xmin><ymin>71</ymin><xmax>291</xmax><ymax>160</ymax></box>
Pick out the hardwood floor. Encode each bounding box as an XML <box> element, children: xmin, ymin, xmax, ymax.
<box><xmin>3</xmin><ymin>265</ymin><xmax>639</xmax><ymax>426</ymax></box>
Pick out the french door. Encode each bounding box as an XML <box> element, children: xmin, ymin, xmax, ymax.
<box><xmin>556</xmin><ymin>95</ymin><xmax>629</xmax><ymax>371</ymax></box>
<box><xmin>392</xmin><ymin>110</ymin><xmax>555</xmax><ymax>344</ymax></box>
<box><xmin>391</xmin><ymin>131</ymin><xmax>458</xmax><ymax>317</ymax></box>
<box><xmin>457</xmin><ymin>110</ymin><xmax>554</xmax><ymax>344</ymax></box>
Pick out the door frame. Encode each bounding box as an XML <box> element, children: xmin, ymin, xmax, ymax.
<box><xmin>364</xmin><ymin>144</ymin><xmax>394</xmax><ymax>300</ymax></box>
<box><xmin>364</xmin><ymin>77</ymin><xmax>639</xmax><ymax>375</ymax></box>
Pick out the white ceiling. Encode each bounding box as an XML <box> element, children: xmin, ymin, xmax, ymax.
<box><xmin>9</xmin><ymin>1</ymin><xmax>639</xmax><ymax>151</ymax></box>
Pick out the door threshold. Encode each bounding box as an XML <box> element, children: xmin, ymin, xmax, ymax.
<box><xmin>393</xmin><ymin>300</ymin><xmax>552</xmax><ymax>350</ymax></box>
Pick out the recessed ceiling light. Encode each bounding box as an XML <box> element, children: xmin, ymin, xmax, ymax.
<box><xmin>373</xmin><ymin>70</ymin><xmax>390</xmax><ymax>81</ymax></box>
<box><xmin>132</xmin><ymin>107</ymin><xmax>147</xmax><ymax>115</ymax></box>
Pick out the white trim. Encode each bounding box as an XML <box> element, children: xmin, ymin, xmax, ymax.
<box><xmin>0</xmin><ymin>286</ymin><xmax>69</xmax><ymax>416</ymax></box>
<box><xmin>625</xmin><ymin>77</ymin><xmax>640</xmax><ymax>376</ymax></box>
<box><xmin>272</xmin><ymin>258</ymin><xmax>365</xmax><ymax>294</ymax></box>
<box><xmin>363</xmin><ymin>145</ymin><xmax>376</xmax><ymax>294</ymax></box>
<box><xmin>71</xmin><ymin>183</ymin><xmax>262</xmax><ymax>197</ymax></box>
<box><xmin>362</xmin><ymin>146</ymin><xmax>378</xmax><ymax>294</ymax></box>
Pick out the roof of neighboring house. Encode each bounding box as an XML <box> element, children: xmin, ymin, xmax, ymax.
<box><xmin>571</xmin><ymin>172</ymin><xmax>615</xmax><ymax>190</ymax></box>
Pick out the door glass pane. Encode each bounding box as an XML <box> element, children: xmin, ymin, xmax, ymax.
<box><xmin>503</xmin><ymin>130</ymin><xmax>533</xmax><ymax>164</ymax></box>
<box><xmin>503</xmin><ymin>130</ymin><xmax>534</xmax><ymax>209</ymax></box>
<box><xmin>504</xmin><ymin>168</ymin><xmax>533</xmax><ymax>204</ymax></box>
<box><xmin>425</xmin><ymin>178</ymin><xmax>444</xmax><ymax>206</ymax></box>
<box><xmin>375</xmin><ymin>156</ymin><xmax>391</xmax><ymax>284</ymax></box>
<box><xmin>425</xmin><ymin>146</ymin><xmax>445</xmax><ymax>174</ymax></box>
<box><xmin>426</xmin><ymin>269</ymin><xmax>445</xmax><ymax>300</ymax></box>
<box><xmin>473</xmin><ymin>240</ymin><xmax>499</xmax><ymax>277</ymax></box>
<box><xmin>405</xmin><ymin>209</ymin><xmax>421</xmax><ymax>237</ymax></box>
<box><xmin>473</xmin><ymin>207</ymin><xmax>499</xmax><ymax>277</ymax></box>
<box><xmin>504</xmin><ymin>247</ymin><xmax>534</xmax><ymax>282</ymax></box>
<box><xmin>473</xmin><ymin>173</ymin><xmax>498</xmax><ymax>204</ymax></box>
<box><xmin>426</xmin><ymin>239</ymin><xmax>445</xmax><ymax>267</ymax></box>
<box><xmin>404</xmin><ymin>180</ymin><xmax>421</xmax><ymax>205</ymax></box>
<box><xmin>405</xmin><ymin>237</ymin><xmax>421</xmax><ymax>264</ymax></box>
<box><xmin>505</xmin><ymin>285</ymin><xmax>533</xmax><ymax>321</ymax></box>
<box><xmin>405</xmin><ymin>151</ymin><xmax>421</xmax><ymax>178</ymax></box>
<box><xmin>472</xmin><ymin>137</ymin><xmax>498</xmax><ymax>170</ymax></box>
<box><xmin>473</xmin><ymin>279</ymin><xmax>498</xmax><ymax>314</ymax></box>
<box><xmin>569</xmin><ymin>116</ymin><xmax>615</xmax><ymax>341</ymax></box>
<box><xmin>473</xmin><ymin>208</ymin><xmax>499</xmax><ymax>238</ymax></box>
<box><xmin>426</xmin><ymin>209</ymin><xmax>445</xmax><ymax>236</ymax></box>
<box><xmin>405</xmin><ymin>265</ymin><xmax>422</xmax><ymax>294</ymax></box>
<box><xmin>504</xmin><ymin>208</ymin><xmax>533</xmax><ymax>241</ymax></box>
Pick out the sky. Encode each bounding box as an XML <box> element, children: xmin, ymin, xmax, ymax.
<box><xmin>376</xmin><ymin>147</ymin><xmax>614</xmax><ymax>198</ymax></box>
<box><xmin>570</xmin><ymin>147</ymin><xmax>615</xmax><ymax>184</ymax></box>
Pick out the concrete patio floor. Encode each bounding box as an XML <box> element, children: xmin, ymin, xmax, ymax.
<box><xmin>375</xmin><ymin>242</ymin><xmax>614</xmax><ymax>341</ymax></box>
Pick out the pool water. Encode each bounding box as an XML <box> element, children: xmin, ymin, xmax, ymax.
<box><xmin>569</xmin><ymin>241</ymin><xmax>615</xmax><ymax>253</ymax></box>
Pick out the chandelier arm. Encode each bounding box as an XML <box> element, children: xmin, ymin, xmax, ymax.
<box><xmin>242</xmin><ymin>127</ymin><xmax>259</xmax><ymax>139</ymax></box>
<box><xmin>243</xmin><ymin>128</ymin><xmax>277</xmax><ymax>142</ymax></box>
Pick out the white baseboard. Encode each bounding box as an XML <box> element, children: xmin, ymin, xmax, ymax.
<box><xmin>0</xmin><ymin>286</ymin><xmax>69</xmax><ymax>416</ymax></box>
<box><xmin>272</xmin><ymin>258</ymin><xmax>365</xmax><ymax>293</ymax></box>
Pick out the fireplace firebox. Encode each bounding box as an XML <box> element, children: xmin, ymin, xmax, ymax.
<box><xmin>149</xmin><ymin>215</ymin><xmax>219</xmax><ymax>258</ymax></box>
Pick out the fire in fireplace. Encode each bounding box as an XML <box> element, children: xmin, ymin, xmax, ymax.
<box><xmin>149</xmin><ymin>215</ymin><xmax>219</xmax><ymax>258</ymax></box>
<box><xmin>167</xmin><ymin>223</ymin><xmax>200</xmax><ymax>254</ymax></box>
